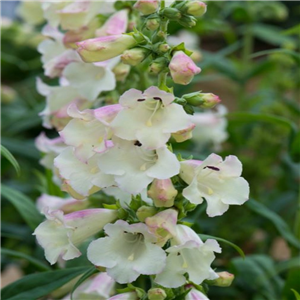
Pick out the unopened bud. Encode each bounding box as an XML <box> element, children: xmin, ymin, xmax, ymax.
<box><xmin>169</xmin><ymin>51</ymin><xmax>201</xmax><ymax>85</ymax></box>
<box><xmin>162</xmin><ymin>7</ymin><xmax>181</xmax><ymax>20</ymax></box>
<box><xmin>172</xmin><ymin>123</ymin><xmax>196</xmax><ymax>143</ymax></box>
<box><xmin>178</xmin><ymin>15</ymin><xmax>197</xmax><ymax>27</ymax></box>
<box><xmin>113</xmin><ymin>63</ymin><xmax>131</xmax><ymax>82</ymax></box>
<box><xmin>76</xmin><ymin>34</ymin><xmax>137</xmax><ymax>63</ymax></box>
<box><xmin>146</xmin><ymin>18</ymin><xmax>160</xmax><ymax>30</ymax></box>
<box><xmin>148</xmin><ymin>288</ymin><xmax>167</xmax><ymax>300</ymax></box>
<box><xmin>136</xmin><ymin>206</ymin><xmax>157</xmax><ymax>222</ymax></box>
<box><xmin>158</xmin><ymin>43</ymin><xmax>170</xmax><ymax>53</ymax></box>
<box><xmin>191</xmin><ymin>50</ymin><xmax>203</xmax><ymax>62</ymax></box>
<box><xmin>186</xmin><ymin>1</ymin><xmax>207</xmax><ymax>17</ymax></box>
<box><xmin>148</xmin><ymin>179</ymin><xmax>178</xmax><ymax>208</ymax></box>
<box><xmin>149</xmin><ymin>57</ymin><xmax>167</xmax><ymax>74</ymax></box>
<box><xmin>134</xmin><ymin>0</ymin><xmax>159</xmax><ymax>15</ymax></box>
<box><xmin>121</xmin><ymin>47</ymin><xmax>148</xmax><ymax>66</ymax></box>
<box><xmin>207</xmin><ymin>271</ymin><xmax>234</xmax><ymax>287</ymax></box>
<box><xmin>183</xmin><ymin>92</ymin><xmax>221</xmax><ymax>108</ymax></box>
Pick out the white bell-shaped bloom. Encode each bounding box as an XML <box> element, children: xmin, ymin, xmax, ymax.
<box><xmin>59</xmin><ymin>104</ymin><xmax>122</xmax><ymax>162</ymax></box>
<box><xmin>180</xmin><ymin>154</ymin><xmax>250</xmax><ymax>217</ymax></box>
<box><xmin>34</xmin><ymin>208</ymin><xmax>118</xmax><ymax>264</ymax></box>
<box><xmin>54</xmin><ymin>147</ymin><xmax>115</xmax><ymax>198</ymax></box>
<box><xmin>110</xmin><ymin>87</ymin><xmax>192</xmax><ymax>149</ymax></box>
<box><xmin>97</xmin><ymin>137</ymin><xmax>180</xmax><ymax>194</ymax></box>
<box><xmin>87</xmin><ymin>220</ymin><xmax>166</xmax><ymax>284</ymax></box>
<box><xmin>155</xmin><ymin>226</ymin><xmax>221</xmax><ymax>288</ymax></box>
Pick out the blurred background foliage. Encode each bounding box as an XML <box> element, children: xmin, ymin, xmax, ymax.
<box><xmin>1</xmin><ymin>1</ymin><xmax>299</xmax><ymax>300</ymax></box>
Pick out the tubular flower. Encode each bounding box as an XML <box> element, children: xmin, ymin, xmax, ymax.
<box><xmin>87</xmin><ymin>220</ymin><xmax>166</xmax><ymax>284</ymax></box>
<box><xmin>110</xmin><ymin>87</ymin><xmax>192</xmax><ymax>149</ymax></box>
<box><xmin>180</xmin><ymin>154</ymin><xmax>250</xmax><ymax>217</ymax></box>
<box><xmin>97</xmin><ymin>137</ymin><xmax>180</xmax><ymax>194</ymax></box>
<box><xmin>34</xmin><ymin>208</ymin><xmax>118</xmax><ymax>264</ymax></box>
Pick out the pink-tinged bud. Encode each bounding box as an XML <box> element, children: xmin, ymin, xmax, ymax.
<box><xmin>148</xmin><ymin>179</ymin><xmax>178</xmax><ymax>207</ymax></box>
<box><xmin>146</xmin><ymin>18</ymin><xmax>160</xmax><ymax>30</ymax></box>
<box><xmin>186</xmin><ymin>1</ymin><xmax>207</xmax><ymax>17</ymax></box>
<box><xmin>148</xmin><ymin>288</ymin><xmax>167</xmax><ymax>300</ymax></box>
<box><xmin>76</xmin><ymin>34</ymin><xmax>137</xmax><ymax>63</ymax></box>
<box><xmin>207</xmin><ymin>271</ymin><xmax>234</xmax><ymax>287</ymax></box>
<box><xmin>158</xmin><ymin>43</ymin><xmax>171</xmax><ymax>53</ymax></box>
<box><xmin>172</xmin><ymin>123</ymin><xmax>196</xmax><ymax>143</ymax></box>
<box><xmin>136</xmin><ymin>206</ymin><xmax>157</xmax><ymax>222</ymax></box>
<box><xmin>169</xmin><ymin>51</ymin><xmax>201</xmax><ymax>85</ymax></box>
<box><xmin>134</xmin><ymin>0</ymin><xmax>159</xmax><ymax>15</ymax></box>
<box><xmin>121</xmin><ymin>47</ymin><xmax>148</xmax><ymax>66</ymax></box>
<box><xmin>113</xmin><ymin>63</ymin><xmax>131</xmax><ymax>82</ymax></box>
<box><xmin>96</xmin><ymin>10</ymin><xmax>128</xmax><ymax>37</ymax></box>
<box><xmin>185</xmin><ymin>287</ymin><xmax>209</xmax><ymax>300</ymax></box>
<box><xmin>145</xmin><ymin>209</ymin><xmax>178</xmax><ymax>246</ymax></box>
<box><xmin>183</xmin><ymin>92</ymin><xmax>221</xmax><ymax>108</ymax></box>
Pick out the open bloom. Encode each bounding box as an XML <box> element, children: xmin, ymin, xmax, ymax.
<box><xmin>59</xmin><ymin>103</ymin><xmax>122</xmax><ymax>162</ymax></box>
<box><xmin>88</xmin><ymin>220</ymin><xmax>166</xmax><ymax>284</ymax></box>
<box><xmin>76</xmin><ymin>35</ymin><xmax>137</xmax><ymax>63</ymax></box>
<box><xmin>155</xmin><ymin>225</ymin><xmax>221</xmax><ymax>288</ymax></box>
<box><xmin>110</xmin><ymin>87</ymin><xmax>192</xmax><ymax>149</ymax></box>
<box><xmin>169</xmin><ymin>51</ymin><xmax>201</xmax><ymax>85</ymax></box>
<box><xmin>97</xmin><ymin>137</ymin><xmax>180</xmax><ymax>194</ymax></box>
<box><xmin>180</xmin><ymin>154</ymin><xmax>250</xmax><ymax>217</ymax></box>
<box><xmin>34</xmin><ymin>208</ymin><xmax>118</xmax><ymax>264</ymax></box>
<box><xmin>54</xmin><ymin>147</ymin><xmax>115</xmax><ymax>199</ymax></box>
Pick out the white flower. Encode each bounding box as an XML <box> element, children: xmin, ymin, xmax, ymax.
<box><xmin>17</xmin><ymin>1</ymin><xmax>44</xmax><ymax>26</ymax></box>
<box><xmin>97</xmin><ymin>137</ymin><xmax>180</xmax><ymax>194</ymax></box>
<box><xmin>155</xmin><ymin>225</ymin><xmax>221</xmax><ymax>288</ymax></box>
<box><xmin>109</xmin><ymin>292</ymin><xmax>138</xmax><ymax>300</ymax></box>
<box><xmin>62</xmin><ymin>60</ymin><xmax>117</xmax><ymax>101</ymax></box>
<box><xmin>110</xmin><ymin>87</ymin><xmax>192</xmax><ymax>149</ymax></box>
<box><xmin>38</xmin><ymin>25</ymin><xmax>81</xmax><ymax>78</ymax></box>
<box><xmin>59</xmin><ymin>103</ymin><xmax>122</xmax><ymax>162</ymax></box>
<box><xmin>87</xmin><ymin>220</ymin><xmax>166</xmax><ymax>284</ymax></box>
<box><xmin>63</xmin><ymin>272</ymin><xmax>115</xmax><ymax>300</ymax></box>
<box><xmin>190</xmin><ymin>105</ymin><xmax>228</xmax><ymax>151</ymax></box>
<box><xmin>180</xmin><ymin>154</ymin><xmax>250</xmax><ymax>217</ymax></box>
<box><xmin>186</xmin><ymin>288</ymin><xmax>210</xmax><ymax>300</ymax></box>
<box><xmin>34</xmin><ymin>208</ymin><xmax>118</xmax><ymax>264</ymax></box>
<box><xmin>54</xmin><ymin>147</ymin><xmax>114</xmax><ymax>199</ymax></box>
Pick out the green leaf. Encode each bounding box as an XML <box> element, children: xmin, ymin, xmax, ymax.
<box><xmin>1</xmin><ymin>145</ymin><xmax>20</xmax><ymax>176</ymax></box>
<box><xmin>291</xmin><ymin>289</ymin><xmax>300</xmax><ymax>300</ymax></box>
<box><xmin>198</xmin><ymin>234</ymin><xmax>245</xmax><ymax>258</ymax></box>
<box><xmin>1</xmin><ymin>184</ymin><xmax>43</xmax><ymax>230</ymax></box>
<box><xmin>71</xmin><ymin>267</ymin><xmax>99</xmax><ymax>300</ymax></box>
<box><xmin>1</xmin><ymin>248</ymin><xmax>51</xmax><ymax>271</ymax></box>
<box><xmin>246</xmin><ymin>199</ymin><xmax>300</xmax><ymax>250</ymax></box>
<box><xmin>1</xmin><ymin>267</ymin><xmax>89</xmax><ymax>300</ymax></box>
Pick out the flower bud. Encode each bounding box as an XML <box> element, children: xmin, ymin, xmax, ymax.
<box><xmin>207</xmin><ymin>271</ymin><xmax>234</xmax><ymax>287</ymax></box>
<box><xmin>158</xmin><ymin>43</ymin><xmax>171</xmax><ymax>53</ymax></box>
<box><xmin>76</xmin><ymin>34</ymin><xmax>137</xmax><ymax>63</ymax></box>
<box><xmin>146</xmin><ymin>18</ymin><xmax>160</xmax><ymax>31</ymax></box>
<box><xmin>113</xmin><ymin>62</ymin><xmax>131</xmax><ymax>82</ymax></box>
<box><xmin>133</xmin><ymin>0</ymin><xmax>159</xmax><ymax>15</ymax></box>
<box><xmin>148</xmin><ymin>288</ymin><xmax>167</xmax><ymax>300</ymax></box>
<box><xmin>149</xmin><ymin>57</ymin><xmax>167</xmax><ymax>74</ymax></box>
<box><xmin>136</xmin><ymin>206</ymin><xmax>157</xmax><ymax>222</ymax></box>
<box><xmin>178</xmin><ymin>15</ymin><xmax>197</xmax><ymax>27</ymax></box>
<box><xmin>121</xmin><ymin>47</ymin><xmax>148</xmax><ymax>66</ymax></box>
<box><xmin>186</xmin><ymin>1</ymin><xmax>207</xmax><ymax>17</ymax></box>
<box><xmin>148</xmin><ymin>179</ymin><xmax>178</xmax><ymax>207</ymax></box>
<box><xmin>169</xmin><ymin>51</ymin><xmax>201</xmax><ymax>85</ymax></box>
<box><xmin>162</xmin><ymin>7</ymin><xmax>181</xmax><ymax>20</ymax></box>
<box><xmin>172</xmin><ymin>123</ymin><xmax>196</xmax><ymax>143</ymax></box>
<box><xmin>183</xmin><ymin>92</ymin><xmax>221</xmax><ymax>108</ymax></box>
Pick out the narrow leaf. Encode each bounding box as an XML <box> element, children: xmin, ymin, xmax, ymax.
<box><xmin>1</xmin><ymin>184</ymin><xmax>43</xmax><ymax>230</ymax></box>
<box><xmin>199</xmin><ymin>234</ymin><xmax>245</xmax><ymax>258</ymax></box>
<box><xmin>291</xmin><ymin>289</ymin><xmax>300</xmax><ymax>300</ymax></box>
<box><xmin>1</xmin><ymin>248</ymin><xmax>51</xmax><ymax>271</ymax></box>
<box><xmin>246</xmin><ymin>199</ymin><xmax>300</xmax><ymax>250</ymax></box>
<box><xmin>71</xmin><ymin>267</ymin><xmax>99</xmax><ymax>300</ymax></box>
<box><xmin>1</xmin><ymin>267</ymin><xmax>89</xmax><ymax>300</ymax></box>
<box><xmin>1</xmin><ymin>145</ymin><xmax>20</xmax><ymax>176</ymax></box>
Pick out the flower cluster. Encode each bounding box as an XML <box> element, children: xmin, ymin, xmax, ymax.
<box><xmin>27</xmin><ymin>0</ymin><xmax>250</xmax><ymax>299</ymax></box>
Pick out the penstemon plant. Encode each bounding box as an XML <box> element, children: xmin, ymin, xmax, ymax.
<box><xmin>30</xmin><ymin>1</ymin><xmax>250</xmax><ymax>299</ymax></box>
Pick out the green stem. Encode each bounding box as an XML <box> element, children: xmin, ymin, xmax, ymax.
<box><xmin>158</xmin><ymin>72</ymin><xmax>167</xmax><ymax>89</ymax></box>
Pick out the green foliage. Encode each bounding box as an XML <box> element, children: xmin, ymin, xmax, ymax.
<box><xmin>1</xmin><ymin>145</ymin><xmax>20</xmax><ymax>176</ymax></box>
